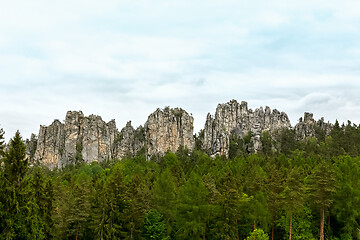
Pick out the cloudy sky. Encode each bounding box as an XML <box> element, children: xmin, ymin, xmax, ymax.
<box><xmin>1</xmin><ymin>0</ymin><xmax>360</xmax><ymax>141</ymax></box>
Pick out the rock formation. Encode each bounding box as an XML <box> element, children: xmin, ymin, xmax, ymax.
<box><xmin>27</xmin><ymin>100</ymin><xmax>335</xmax><ymax>169</ymax></box>
<box><xmin>25</xmin><ymin>133</ymin><xmax>38</xmax><ymax>163</ymax></box>
<box><xmin>34</xmin><ymin>119</ymin><xmax>65</xmax><ymax>169</ymax></box>
<box><xmin>34</xmin><ymin>111</ymin><xmax>117</xmax><ymax>169</ymax></box>
<box><xmin>144</xmin><ymin>107</ymin><xmax>194</xmax><ymax>159</ymax></box>
<box><xmin>294</xmin><ymin>112</ymin><xmax>333</xmax><ymax>140</ymax></box>
<box><xmin>203</xmin><ymin>100</ymin><xmax>291</xmax><ymax>157</ymax></box>
<box><xmin>31</xmin><ymin>107</ymin><xmax>195</xmax><ymax>168</ymax></box>
<box><xmin>113</xmin><ymin>121</ymin><xmax>145</xmax><ymax>159</ymax></box>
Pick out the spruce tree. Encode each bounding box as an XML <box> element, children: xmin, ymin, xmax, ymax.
<box><xmin>3</xmin><ymin>130</ymin><xmax>28</xmax><ymax>186</ymax></box>
<box><xmin>0</xmin><ymin>131</ymin><xmax>44</xmax><ymax>239</ymax></box>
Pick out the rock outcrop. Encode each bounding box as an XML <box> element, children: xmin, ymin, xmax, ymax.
<box><xmin>203</xmin><ymin>100</ymin><xmax>291</xmax><ymax>157</ymax></box>
<box><xmin>114</xmin><ymin>121</ymin><xmax>145</xmax><ymax>159</ymax></box>
<box><xmin>34</xmin><ymin>119</ymin><xmax>65</xmax><ymax>169</ymax></box>
<box><xmin>31</xmin><ymin>107</ymin><xmax>195</xmax><ymax>168</ymax></box>
<box><xmin>294</xmin><ymin>112</ymin><xmax>333</xmax><ymax>140</ymax></box>
<box><xmin>28</xmin><ymin>100</ymin><xmax>335</xmax><ymax>168</ymax></box>
<box><xmin>34</xmin><ymin>111</ymin><xmax>117</xmax><ymax>169</ymax></box>
<box><xmin>144</xmin><ymin>107</ymin><xmax>194</xmax><ymax>159</ymax></box>
<box><xmin>25</xmin><ymin>133</ymin><xmax>38</xmax><ymax>162</ymax></box>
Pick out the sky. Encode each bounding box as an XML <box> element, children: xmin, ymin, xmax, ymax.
<box><xmin>1</xmin><ymin>0</ymin><xmax>360</xmax><ymax>141</ymax></box>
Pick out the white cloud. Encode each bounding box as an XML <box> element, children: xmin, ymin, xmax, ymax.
<box><xmin>0</xmin><ymin>0</ymin><xmax>360</xmax><ymax>141</ymax></box>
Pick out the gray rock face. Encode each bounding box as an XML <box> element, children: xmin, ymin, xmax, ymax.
<box><xmin>203</xmin><ymin>100</ymin><xmax>291</xmax><ymax>157</ymax></box>
<box><xmin>114</xmin><ymin>121</ymin><xmax>145</xmax><ymax>159</ymax></box>
<box><xmin>31</xmin><ymin>108</ymin><xmax>195</xmax><ymax>168</ymax></box>
<box><xmin>294</xmin><ymin>112</ymin><xmax>333</xmax><ymax>140</ymax></box>
<box><xmin>34</xmin><ymin>111</ymin><xmax>117</xmax><ymax>169</ymax></box>
<box><xmin>25</xmin><ymin>133</ymin><xmax>38</xmax><ymax>163</ymax></box>
<box><xmin>29</xmin><ymin>101</ymin><xmax>335</xmax><ymax>168</ymax></box>
<box><xmin>144</xmin><ymin>107</ymin><xmax>194</xmax><ymax>159</ymax></box>
<box><xmin>34</xmin><ymin>119</ymin><xmax>65</xmax><ymax>169</ymax></box>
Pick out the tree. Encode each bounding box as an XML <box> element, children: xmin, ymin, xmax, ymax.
<box><xmin>308</xmin><ymin>161</ymin><xmax>336</xmax><ymax>240</ymax></box>
<box><xmin>215</xmin><ymin>171</ymin><xmax>250</xmax><ymax>240</ymax></box>
<box><xmin>0</xmin><ymin>130</ymin><xmax>45</xmax><ymax>239</ymax></box>
<box><xmin>3</xmin><ymin>130</ymin><xmax>28</xmax><ymax>186</ymax></box>
<box><xmin>143</xmin><ymin>209</ymin><xmax>168</xmax><ymax>240</ymax></box>
<box><xmin>123</xmin><ymin>174</ymin><xmax>150</xmax><ymax>239</ymax></box>
<box><xmin>281</xmin><ymin>168</ymin><xmax>305</xmax><ymax>240</ymax></box>
<box><xmin>67</xmin><ymin>172</ymin><xmax>93</xmax><ymax>240</ymax></box>
<box><xmin>176</xmin><ymin>170</ymin><xmax>209</xmax><ymax>240</ymax></box>
<box><xmin>260</xmin><ymin>131</ymin><xmax>273</xmax><ymax>156</ymax></box>
<box><xmin>274</xmin><ymin>128</ymin><xmax>297</xmax><ymax>156</ymax></box>
<box><xmin>242</xmin><ymin>161</ymin><xmax>270</xmax><ymax>232</ymax></box>
<box><xmin>94</xmin><ymin>165</ymin><xmax>128</xmax><ymax>239</ymax></box>
<box><xmin>266</xmin><ymin>162</ymin><xmax>284</xmax><ymax>240</ymax></box>
<box><xmin>245</xmin><ymin>228</ymin><xmax>269</xmax><ymax>240</ymax></box>
<box><xmin>152</xmin><ymin>168</ymin><xmax>177</xmax><ymax>236</ymax></box>
<box><xmin>332</xmin><ymin>156</ymin><xmax>360</xmax><ymax>239</ymax></box>
<box><xmin>30</xmin><ymin>167</ymin><xmax>54</xmax><ymax>239</ymax></box>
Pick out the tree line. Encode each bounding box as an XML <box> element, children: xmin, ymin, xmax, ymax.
<box><xmin>0</xmin><ymin>121</ymin><xmax>360</xmax><ymax>239</ymax></box>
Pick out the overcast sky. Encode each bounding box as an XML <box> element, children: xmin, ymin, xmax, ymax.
<box><xmin>1</xmin><ymin>0</ymin><xmax>360</xmax><ymax>141</ymax></box>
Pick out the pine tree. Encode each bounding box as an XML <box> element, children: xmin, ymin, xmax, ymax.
<box><xmin>308</xmin><ymin>161</ymin><xmax>336</xmax><ymax>240</ymax></box>
<box><xmin>266</xmin><ymin>162</ymin><xmax>285</xmax><ymax>240</ymax></box>
<box><xmin>281</xmin><ymin>168</ymin><xmax>305</xmax><ymax>240</ymax></box>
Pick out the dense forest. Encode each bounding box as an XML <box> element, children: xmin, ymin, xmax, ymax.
<box><xmin>1</xmin><ymin>120</ymin><xmax>360</xmax><ymax>240</ymax></box>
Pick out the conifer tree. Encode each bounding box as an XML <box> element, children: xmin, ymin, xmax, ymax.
<box><xmin>143</xmin><ymin>209</ymin><xmax>168</xmax><ymax>240</ymax></box>
<box><xmin>0</xmin><ymin>131</ymin><xmax>44</xmax><ymax>239</ymax></box>
<box><xmin>308</xmin><ymin>161</ymin><xmax>336</xmax><ymax>240</ymax></box>
<box><xmin>281</xmin><ymin>168</ymin><xmax>305</xmax><ymax>240</ymax></box>
<box><xmin>152</xmin><ymin>168</ymin><xmax>177</xmax><ymax>235</ymax></box>
<box><xmin>176</xmin><ymin>170</ymin><xmax>209</xmax><ymax>240</ymax></box>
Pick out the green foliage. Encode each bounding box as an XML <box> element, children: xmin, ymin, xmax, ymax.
<box><xmin>152</xmin><ymin>168</ymin><xmax>177</xmax><ymax>236</ymax></box>
<box><xmin>143</xmin><ymin>209</ymin><xmax>168</xmax><ymax>240</ymax></box>
<box><xmin>0</xmin><ymin>131</ymin><xmax>50</xmax><ymax>240</ymax></box>
<box><xmin>245</xmin><ymin>228</ymin><xmax>269</xmax><ymax>240</ymax></box>
<box><xmin>273</xmin><ymin>128</ymin><xmax>297</xmax><ymax>155</ymax></box>
<box><xmin>3</xmin><ymin>124</ymin><xmax>360</xmax><ymax>239</ymax></box>
<box><xmin>281</xmin><ymin>168</ymin><xmax>306</xmax><ymax>238</ymax></box>
<box><xmin>278</xmin><ymin>204</ymin><xmax>316</xmax><ymax>240</ymax></box>
<box><xmin>308</xmin><ymin>161</ymin><xmax>337</xmax><ymax>209</ymax></box>
<box><xmin>75</xmin><ymin>142</ymin><xmax>83</xmax><ymax>164</ymax></box>
<box><xmin>229</xmin><ymin>132</ymin><xmax>253</xmax><ymax>159</ymax></box>
<box><xmin>176</xmin><ymin>171</ymin><xmax>209</xmax><ymax>239</ymax></box>
<box><xmin>260</xmin><ymin>130</ymin><xmax>273</xmax><ymax>155</ymax></box>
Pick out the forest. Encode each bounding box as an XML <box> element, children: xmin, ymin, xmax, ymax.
<box><xmin>0</xmin><ymin>120</ymin><xmax>360</xmax><ymax>240</ymax></box>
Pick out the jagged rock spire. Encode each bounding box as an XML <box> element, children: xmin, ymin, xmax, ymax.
<box><xmin>202</xmin><ymin>100</ymin><xmax>291</xmax><ymax>157</ymax></box>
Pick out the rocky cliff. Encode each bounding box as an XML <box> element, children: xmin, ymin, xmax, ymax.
<box><xmin>34</xmin><ymin>111</ymin><xmax>117</xmax><ymax>169</ymax></box>
<box><xmin>31</xmin><ymin>107</ymin><xmax>195</xmax><ymax>168</ymax></box>
<box><xmin>294</xmin><ymin>112</ymin><xmax>333</xmax><ymax>140</ymax></box>
<box><xmin>113</xmin><ymin>121</ymin><xmax>145</xmax><ymax>159</ymax></box>
<box><xmin>28</xmin><ymin>100</ymin><xmax>333</xmax><ymax>168</ymax></box>
<box><xmin>144</xmin><ymin>107</ymin><xmax>194</xmax><ymax>159</ymax></box>
<box><xmin>203</xmin><ymin>100</ymin><xmax>291</xmax><ymax>157</ymax></box>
